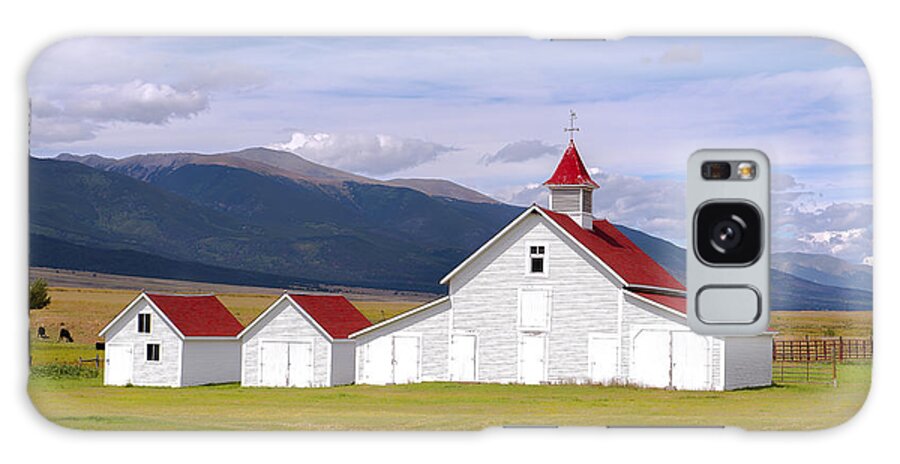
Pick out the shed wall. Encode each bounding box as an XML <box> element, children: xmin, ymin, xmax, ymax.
<box><xmin>241</xmin><ymin>299</ymin><xmax>332</xmax><ymax>387</ymax></box>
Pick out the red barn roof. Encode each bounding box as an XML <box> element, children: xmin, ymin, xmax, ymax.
<box><xmin>630</xmin><ymin>291</ymin><xmax>687</xmax><ymax>315</ymax></box>
<box><xmin>145</xmin><ymin>293</ymin><xmax>244</xmax><ymax>337</ymax></box>
<box><xmin>543</xmin><ymin>141</ymin><xmax>599</xmax><ymax>188</ymax></box>
<box><xmin>287</xmin><ymin>294</ymin><xmax>372</xmax><ymax>339</ymax></box>
<box><xmin>540</xmin><ymin>207</ymin><xmax>685</xmax><ymax>291</ymax></box>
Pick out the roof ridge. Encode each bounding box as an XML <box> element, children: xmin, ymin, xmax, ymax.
<box><xmin>145</xmin><ymin>291</ymin><xmax>217</xmax><ymax>297</ymax></box>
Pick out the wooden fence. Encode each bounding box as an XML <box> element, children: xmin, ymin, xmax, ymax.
<box><xmin>773</xmin><ymin>336</ymin><xmax>872</xmax><ymax>363</ymax></box>
<box><xmin>771</xmin><ymin>337</ymin><xmax>872</xmax><ymax>386</ymax></box>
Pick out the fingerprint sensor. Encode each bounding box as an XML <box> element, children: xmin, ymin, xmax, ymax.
<box><xmin>696</xmin><ymin>286</ymin><xmax>761</xmax><ymax>324</ymax></box>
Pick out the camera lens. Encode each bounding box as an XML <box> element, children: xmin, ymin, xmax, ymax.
<box><xmin>695</xmin><ymin>202</ymin><xmax>762</xmax><ymax>265</ymax></box>
<box><xmin>710</xmin><ymin>217</ymin><xmax>744</xmax><ymax>251</ymax></box>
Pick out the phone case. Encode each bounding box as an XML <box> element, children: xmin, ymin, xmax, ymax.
<box><xmin>27</xmin><ymin>37</ymin><xmax>872</xmax><ymax>431</ymax></box>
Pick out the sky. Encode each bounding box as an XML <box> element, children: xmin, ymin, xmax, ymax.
<box><xmin>27</xmin><ymin>37</ymin><xmax>873</xmax><ymax>264</ymax></box>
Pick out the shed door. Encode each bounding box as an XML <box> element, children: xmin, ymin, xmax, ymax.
<box><xmin>288</xmin><ymin>342</ymin><xmax>314</xmax><ymax>388</ymax></box>
<box><xmin>588</xmin><ymin>334</ymin><xmax>619</xmax><ymax>384</ymax></box>
<box><xmin>672</xmin><ymin>331</ymin><xmax>710</xmax><ymax>390</ymax></box>
<box><xmin>392</xmin><ymin>335</ymin><xmax>420</xmax><ymax>384</ymax></box>
<box><xmin>260</xmin><ymin>341</ymin><xmax>289</xmax><ymax>387</ymax></box>
<box><xmin>105</xmin><ymin>344</ymin><xmax>133</xmax><ymax>386</ymax></box>
<box><xmin>364</xmin><ymin>338</ymin><xmax>393</xmax><ymax>385</ymax></box>
<box><xmin>450</xmin><ymin>333</ymin><xmax>477</xmax><ymax>381</ymax></box>
<box><xmin>631</xmin><ymin>330</ymin><xmax>671</xmax><ymax>388</ymax></box>
<box><xmin>519</xmin><ymin>333</ymin><xmax>546</xmax><ymax>384</ymax></box>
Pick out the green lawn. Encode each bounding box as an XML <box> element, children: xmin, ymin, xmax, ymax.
<box><xmin>28</xmin><ymin>363</ymin><xmax>870</xmax><ymax>431</ymax></box>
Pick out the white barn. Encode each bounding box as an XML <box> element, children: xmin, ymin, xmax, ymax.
<box><xmin>239</xmin><ymin>293</ymin><xmax>371</xmax><ymax>388</ymax></box>
<box><xmin>351</xmin><ymin>140</ymin><xmax>773</xmax><ymax>391</ymax></box>
<box><xmin>99</xmin><ymin>293</ymin><xmax>244</xmax><ymax>387</ymax></box>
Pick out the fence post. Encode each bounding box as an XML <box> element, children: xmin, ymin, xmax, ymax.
<box><xmin>839</xmin><ymin>336</ymin><xmax>844</xmax><ymax>362</ymax></box>
<box><xmin>832</xmin><ymin>346</ymin><xmax>838</xmax><ymax>388</ymax></box>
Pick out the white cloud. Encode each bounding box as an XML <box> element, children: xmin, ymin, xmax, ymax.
<box><xmin>774</xmin><ymin>202</ymin><xmax>872</xmax><ymax>263</ymax></box>
<box><xmin>481</xmin><ymin>140</ymin><xmax>562</xmax><ymax>165</ymax></box>
<box><xmin>67</xmin><ymin>80</ymin><xmax>208</xmax><ymax>125</ymax></box>
<box><xmin>31</xmin><ymin>80</ymin><xmax>209</xmax><ymax>145</ymax></box>
<box><xmin>268</xmin><ymin>132</ymin><xmax>458</xmax><ymax>175</ymax></box>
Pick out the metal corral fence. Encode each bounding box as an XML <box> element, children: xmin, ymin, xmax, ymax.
<box><xmin>772</xmin><ymin>336</ymin><xmax>873</xmax><ymax>386</ymax></box>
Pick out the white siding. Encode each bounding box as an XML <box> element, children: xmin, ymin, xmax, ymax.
<box><xmin>182</xmin><ymin>340</ymin><xmax>241</xmax><ymax>386</ymax></box>
<box><xmin>449</xmin><ymin>215</ymin><xmax>621</xmax><ymax>384</ymax></box>
<box><xmin>240</xmin><ymin>299</ymin><xmax>333</xmax><ymax>387</ymax></box>
<box><xmin>723</xmin><ymin>335</ymin><xmax>773</xmax><ymax>390</ymax></box>
<box><xmin>106</xmin><ymin>299</ymin><xmax>182</xmax><ymax>387</ymax></box>
<box><xmin>103</xmin><ymin>298</ymin><xmax>183</xmax><ymax>387</ymax></box>
<box><xmin>355</xmin><ymin>299</ymin><xmax>451</xmax><ymax>383</ymax></box>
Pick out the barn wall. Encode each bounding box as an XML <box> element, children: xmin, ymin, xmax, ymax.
<box><xmin>355</xmin><ymin>299</ymin><xmax>451</xmax><ymax>383</ymax></box>
<box><xmin>330</xmin><ymin>342</ymin><xmax>356</xmax><ymax>386</ymax></box>
<box><xmin>182</xmin><ymin>340</ymin><xmax>241</xmax><ymax>386</ymax></box>
<box><xmin>449</xmin><ymin>214</ymin><xmax>620</xmax><ymax>383</ymax></box>
<box><xmin>723</xmin><ymin>335</ymin><xmax>773</xmax><ymax>390</ymax></box>
<box><xmin>240</xmin><ymin>299</ymin><xmax>332</xmax><ymax>387</ymax></box>
<box><xmin>104</xmin><ymin>298</ymin><xmax>182</xmax><ymax>387</ymax></box>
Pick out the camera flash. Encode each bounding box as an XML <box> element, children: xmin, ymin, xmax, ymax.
<box><xmin>737</xmin><ymin>162</ymin><xmax>756</xmax><ymax>180</ymax></box>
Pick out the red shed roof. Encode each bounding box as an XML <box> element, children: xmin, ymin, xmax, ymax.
<box><xmin>630</xmin><ymin>291</ymin><xmax>687</xmax><ymax>315</ymax></box>
<box><xmin>145</xmin><ymin>293</ymin><xmax>244</xmax><ymax>337</ymax></box>
<box><xmin>287</xmin><ymin>294</ymin><xmax>372</xmax><ymax>339</ymax></box>
<box><xmin>543</xmin><ymin>141</ymin><xmax>599</xmax><ymax>188</ymax></box>
<box><xmin>540</xmin><ymin>207</ymin><xmax>685</xmax><ymax>291</ymax></box>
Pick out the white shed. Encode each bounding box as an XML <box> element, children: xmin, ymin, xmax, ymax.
<box><xmin>239</xmin><ymin>293</ymin><xmax>371</xmax><ymax>388</ymax></box>
<box><xmin>98</xmin><ymin>292</ymin><xmax>244</xmax><ymax>387</ymax></box>
<box><xmin>351</xmin><ymin>140</ymin><xmax>773</xmax><ymax>390</ymax></box>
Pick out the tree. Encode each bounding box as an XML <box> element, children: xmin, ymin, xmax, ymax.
<box><xmin>29</xmin><ymin>278</ymin><xmax>51</xmax><ymax>310</ymax></box>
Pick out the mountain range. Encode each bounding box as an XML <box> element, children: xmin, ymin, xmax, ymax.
<box><xmin>31</xmin><ymin>148</ymin><xmax>871</xmax><ymax>310</ymax></box>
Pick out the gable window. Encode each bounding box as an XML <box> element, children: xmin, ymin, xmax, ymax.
<box><xmin>137</xmin><ymin>313</ymin><xmax>151</xmax><ymax>333</ymax></box>
<box><xmin>146</xmin><ymin>343</ymin><xmax>160</xmax><ymax>362</ymax></box>
<box><xmin>529</xmin><ymin>245</ymin><xmax>546</xmax><ymax>274</ymax></box>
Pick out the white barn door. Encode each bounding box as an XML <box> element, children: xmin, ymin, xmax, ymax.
<box><xmin>105</xmin><ymin>344</ymin><xmax>133</xmax><ymax>386</ymax></box>
<box><xmin>392</xmin><ymin>335</ymin><xmax>420</xmax><ymax>384</ymax></box>
<box><xmin>363</xmin><ymin>338</ymin><xmax>393</xmax><ymax>385</ymax></box>
<box><xmin>450</xmin><ymin>333</ymin><xmax>477</xmax><ymax>381</ymax></box>
<box><xmin>288</xmin><ymin>342</ymin><xmax>314</xmax><ymax>388</ymax></box>
<box><xmin>518</xmin><ymin>333</ymin><xmax>546</xmax><ymax>384</ymax></box>
<box><xmin>260</xmin><ymin>341</ymin><xmax>289</xmax><ymax>387</ymax></box>
<box><xmin>588</xmin><ymin>334</ymin><xmax>618</xmax><ymax>384</ymax></box>
<box><xmin>631</xmin><ymin>330</ymin><xmax>671</xmax><ymax>388</ymax></box>
<box><xmin>261</xmin><ymin>341</ymin><xmax>315</xmax><ymax>387</ymax></box>
<box><xmin>671</xmin><ymin>331</ymin><xmax>710</xmax><ymax>390</ymax></box>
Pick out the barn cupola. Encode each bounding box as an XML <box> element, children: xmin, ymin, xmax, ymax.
<box><xmin>543</xmin><ymin>111</ymin><xmax>598</xmax><ymax>229</ymax></box>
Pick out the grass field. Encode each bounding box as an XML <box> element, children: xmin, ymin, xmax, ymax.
<box><xmin>28</xmin><ymin>364</ymin><xmax>870</xmax><ymax>431</ymax></box>
<box><xmin>27</xmin><ymin>286</ymin><xmax>873</xmax><ymax>431</ymax></box>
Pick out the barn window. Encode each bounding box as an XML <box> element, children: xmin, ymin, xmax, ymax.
<box><xmin>146</xmin><ymin>343</ymin><xmax>160</xmax><ymax>362</ymax></box>
<box><xmin>529</xmin><ymin>245</ymin><xmax>546</xmax><ymax>274</ymax></box>
<box><xmin>138</xmin><ymin>313</ymin><xmax>151</xmax><ymax>333</ymax></box>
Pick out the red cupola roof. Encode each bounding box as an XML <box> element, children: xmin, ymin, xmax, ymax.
<box><xmin>543</xmin><ymin>141</ymin><xmax>599</xmax><ymax>188</ymax></box>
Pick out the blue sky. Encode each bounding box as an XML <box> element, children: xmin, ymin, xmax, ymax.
<box><xmin>27</xmin><ymin>37</ymin><xmax>873</xmax><ymax>263</ymax></box>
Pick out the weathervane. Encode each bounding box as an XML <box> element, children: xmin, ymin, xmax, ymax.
<box><xmin>564</xmin><ymin>109</ymin><xmax>580</xmax><ymax>142</ymax></box>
